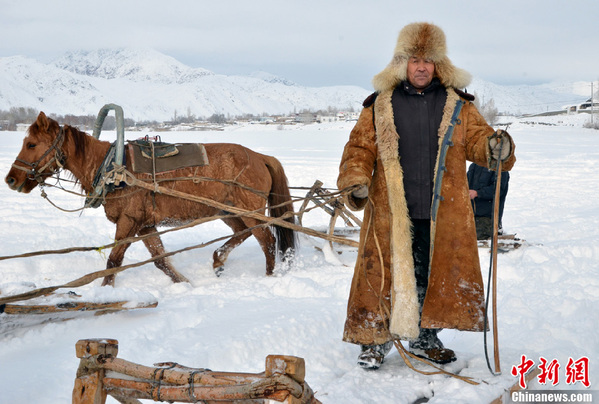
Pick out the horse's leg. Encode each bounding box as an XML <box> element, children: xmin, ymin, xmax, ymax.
<box><xmin>102</xmin><ymin>218</ymin><xmax>139</xmax><ymax>287</ymax></box>
<box><xmin>213</xmin><ymin>218</ymin><xmax>252</xmax><ymax>276</ymax></box>
<box><xmin>139</xmin><ymin>226</ymin><xmax>190</xmax><ymax>283</ymax></box>
<box><xmin>240</xmin><ymin>217</ymin><xmax>277</xmax><ymax>276</ymax></box>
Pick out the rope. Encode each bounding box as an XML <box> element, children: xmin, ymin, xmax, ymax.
<box><xmin>393</xmin><ymin>339</ymin><xmax>480</xmax><ymax>385</ymax></box>
<box><xmin>39</xmin><ymin>187</ymin><xmax>86</xmax><ymax>213</ymax></box>
<box><xmin>0</xmin><ymin>187</ymin><xmax>359</xmax><ymax>306</ymax></box>
<box><xmin>150</xmin><ymin>364</ymin><xmax>176</xmax><ymax>401</ymax></box>
<box><xmin>150</xmin><ymin>142</ymin><xmax>159</xmax><ymax>193</ymax></box>
<box><xmin>37</xmin><ymin>167</ymin><xmax>348</xmax><ymax>215</ymax></box>
<box><xmin>0</xmin><ymin>187</ymin><xmax>355</xmax><ymax>265</ymax></box>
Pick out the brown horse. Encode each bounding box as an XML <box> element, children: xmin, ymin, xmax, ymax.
<box><xmin>5</xmin><ymin>112</ymin><xmax>296</xmax><ymax>285</ymax></box>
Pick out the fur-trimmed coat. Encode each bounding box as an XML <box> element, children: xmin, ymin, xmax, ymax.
<box><xmin>337</xmin><ymin>88</ymin><xmax>516</xmax><ymax>345</ymax></box>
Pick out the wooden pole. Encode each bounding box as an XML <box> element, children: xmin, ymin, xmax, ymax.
<box><xmin>492</xmin><ymin>157</ymin><xmax>502</xmax><ymax>374</ymax></box>
<box><xmin>2</xmin><ymin>300</ymin><xmax>157</xmax><ymax>315</ymax></box>
<box><xmin>72</xmin><ymin>339</ymin><xmax>118</xmax><ymax>404</ymax></box>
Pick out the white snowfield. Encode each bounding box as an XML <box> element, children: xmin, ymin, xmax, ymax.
<box><xmin>0</xmin><ymin>114</ymin><xmax>597</xmax><ymax>403</ymax></box>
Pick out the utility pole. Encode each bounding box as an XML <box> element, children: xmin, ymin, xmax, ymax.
<box><xmin>592</xmin><ymin>81</ymin><xmax>595</xmax><ymax>125</ymax></box>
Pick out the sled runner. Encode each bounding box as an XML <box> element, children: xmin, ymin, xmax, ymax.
<box><xmin>0</xmin><ymin>288</ymin><xmax>157</xmax><ymax>335</ymax></box>
<box><xmin>478</xmin><ymin>233</ymin><xmax>526</xmax><ymax>252</ymax></box>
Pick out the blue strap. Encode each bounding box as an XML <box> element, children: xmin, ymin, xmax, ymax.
<box><xmin>431</xmin><ymin>99</ymin><xmax>465</xmax><ymax>222</ymax></box>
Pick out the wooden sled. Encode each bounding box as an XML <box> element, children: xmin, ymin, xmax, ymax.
<box><xmin>297</xmin><ymin>180</ymin><xmax>361</xmax><ymax>253</ymax></box>
<box><xmin>72</xmin><ymin>338</ymin><xmax>321</xmax><ymax>404</ymax></box>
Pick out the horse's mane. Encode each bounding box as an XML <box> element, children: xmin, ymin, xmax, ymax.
<box><xmin>63</xmin><ymin>124</ymin><xmax>89</xmax><ymax>160</ymax></box>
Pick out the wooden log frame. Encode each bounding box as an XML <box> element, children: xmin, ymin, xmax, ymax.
<box><xmin>297</xmin><ymin>180</ymin><xmax>361</xmax><ymax>229</ymax></box>
<box><xmin>73</xmin><ymin>339</ymin><xmax>322</xmax><ymax>404</ymax></box>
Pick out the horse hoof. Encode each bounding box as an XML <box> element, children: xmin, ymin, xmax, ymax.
<box><xmin>214</xmin><ymin>266</ymin><xmax>224</xmax><ymax>277</ymax></box>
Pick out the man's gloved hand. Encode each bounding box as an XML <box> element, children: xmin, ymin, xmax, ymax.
<box><xmin>351</xmin><ymin>185</ymin><xmax>369</xmax><ymax>199</ymax></box>
<box><xmin>489</xmin><ymin>130</ymin><xmax>511</xmax><ymax>162</ymax></box>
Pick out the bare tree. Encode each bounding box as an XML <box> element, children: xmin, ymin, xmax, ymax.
<box><xmin>473</xmin><ymin>92</ymin><xmax>498</xmax><ymax>125</ymax></box>
<box><xmin>481</xmin><ymin>98</ymin><xmax>499</xmax><ymax>125</ymax></box>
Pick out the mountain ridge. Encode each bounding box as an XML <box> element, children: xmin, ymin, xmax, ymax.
<box><xmin>0</xmin><ymin>48</ymin><xmax>592</xmax><ymax>121</ymax></box>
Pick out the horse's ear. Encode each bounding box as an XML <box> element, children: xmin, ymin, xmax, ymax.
<box><xmin>36</xmin><ymin>112</ymin><xmax>49</xmax><ymax>131</ymax></box>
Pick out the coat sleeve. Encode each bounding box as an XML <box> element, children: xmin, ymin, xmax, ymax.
<box><xmin>462</xmin><ymin>102</ymin><xmax>516</xmax><ymax>171</ymax></box>
<box><xmin>337</xmin><ymin>105</ymin><xmax>378</xmax><ymax>211</ymax></box>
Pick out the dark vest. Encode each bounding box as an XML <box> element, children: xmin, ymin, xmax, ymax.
<box><xmin>392</xmin><ymin>79</ymin><xmax>447</xmax><ymax>219</ymax></box>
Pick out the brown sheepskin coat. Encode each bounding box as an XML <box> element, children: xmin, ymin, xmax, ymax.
<box><xmin>337</xmin><ymin>88</ymin><xmax>516</xmax><ymax>345</ymax></box>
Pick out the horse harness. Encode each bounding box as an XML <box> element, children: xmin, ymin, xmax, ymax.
<box><xmin>11</xmin><ymin>126</ymin><xmax>66</xmax><ymax>185</ymax></box>
<box><xmin>84</xmin><ymin>138</ymin><xmax>209</xmax><ymax>209</ymax></box>
<box><xmin>84</xmin><ymin>141</ymin><xmax>129</xmax><ymax>209</ymax></box>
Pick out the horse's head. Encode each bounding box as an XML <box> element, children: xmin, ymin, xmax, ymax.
<box><xmin>5</xmin><ymin>112</ymin><xmax>66</xmax><ymax>193</ymax></box>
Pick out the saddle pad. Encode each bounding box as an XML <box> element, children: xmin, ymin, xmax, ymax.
<box><xmin>128</xmin><ymin>142</ymin><xmax>209</xmax><ymax>174</ymax></box>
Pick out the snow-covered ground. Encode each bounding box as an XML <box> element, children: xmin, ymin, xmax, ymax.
<box><xmin>0</xmin><ymin>115</ymin><xmax>597</xmax><ymax>403</ymax></box>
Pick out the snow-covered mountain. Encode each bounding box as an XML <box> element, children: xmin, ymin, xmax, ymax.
<box><xmin>52</xmin><ymin>48</ymin><xmax>214</xmax><ymax>84</ymax></box>
<box><xmin>0</xmin><ymin>48</ymin><xmax>592</xmax><ymax>121</ymax></box>
<box><xmin>467</xmin><ymin>77</ymin><xmax>595</xmax><ymax>116</ymax></box>
<box><xmin>0</xmin><ymin>48</ymin><xmax>369</xmax><ymax>122</ymax></box>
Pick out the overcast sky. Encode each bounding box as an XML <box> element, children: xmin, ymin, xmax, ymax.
<box><xmin>1</xmin><ymin>0</ymin><xmax>598</xmax><ymax>90</ymax></box>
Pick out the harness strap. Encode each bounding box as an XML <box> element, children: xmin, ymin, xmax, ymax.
<box><xmin>12</xmin><ymin>127</ymin><xmax>65</xmax><ymax>182</ymax></box>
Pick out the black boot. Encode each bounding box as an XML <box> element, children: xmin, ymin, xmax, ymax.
<box><xmin>357</xmin><ymin>341</ymin><xmax>394</xmax><ymax>370</ymax></box>
<box><xmin>409</xmin><ymin>329</ymin><xmax>456</xmax><ymax>364</ymax></box>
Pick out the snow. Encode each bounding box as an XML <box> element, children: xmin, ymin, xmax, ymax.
<box><xmin>1</xmin><ymin>117</ymin><xmax>598</xmax><ymax>403</ymax></box>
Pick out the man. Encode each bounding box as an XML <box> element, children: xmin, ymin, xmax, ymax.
<box><xmin>337</xmin><ymin>22</ymin><xmax>516</xmax><ymax>370</ymax></box>
<box><xmin>468</xmin><ymin>162</ymin><xmax>510</xmax><ymax>240</ymax></box>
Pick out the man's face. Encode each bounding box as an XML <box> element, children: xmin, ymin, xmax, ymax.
<box><xmin>406</xmin><ymin>57</ymin><xmax>435</xmax><ymax>90</ymax></box>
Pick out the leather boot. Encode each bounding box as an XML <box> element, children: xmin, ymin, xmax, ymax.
<box><xmin>357</xmin><ymin>341</ymin><xmax>394</xmax><ymax>370</ymax></box>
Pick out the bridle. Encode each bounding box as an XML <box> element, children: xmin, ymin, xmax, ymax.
<box><xmin>11</xmin><ymin>126</ymin><xmax>66</xmax><ymax>184</ymax></box>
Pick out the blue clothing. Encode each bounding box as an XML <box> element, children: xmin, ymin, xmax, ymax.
<box><xmin>467</xmin><ymin>162</ymin><xmax>509</xmax><ymax>226</ymax></box>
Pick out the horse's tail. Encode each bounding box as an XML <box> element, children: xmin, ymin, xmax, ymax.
<box><xmin>263</xmin><ymin>155</ymin><xmax>296</xmax><ymax>257</ymax></box>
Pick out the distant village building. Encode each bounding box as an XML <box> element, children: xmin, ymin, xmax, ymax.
<box><xmin>565</xmin><ymin>98</ymin><xmax>599</xmax><ymax>114</ymax></box>
<box><xmin>296</xmin><ymin>112</ymin><xmax>316</xmax><ymax>124</ymax></box>
<box><xmin>316</xmin><ymin>114</ymin><xmax>336</xmax><ymax>123</ymax></box>
<box><xmin>316</xmin><ymin>111</ymin><xmax>359</xmax><ymax>123</ymax></box>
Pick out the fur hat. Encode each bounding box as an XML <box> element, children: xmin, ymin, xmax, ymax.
<box><xmin>372</xmin><ymin>22</ymin><xmax>471</xmax><ymax>92</ymax></box>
